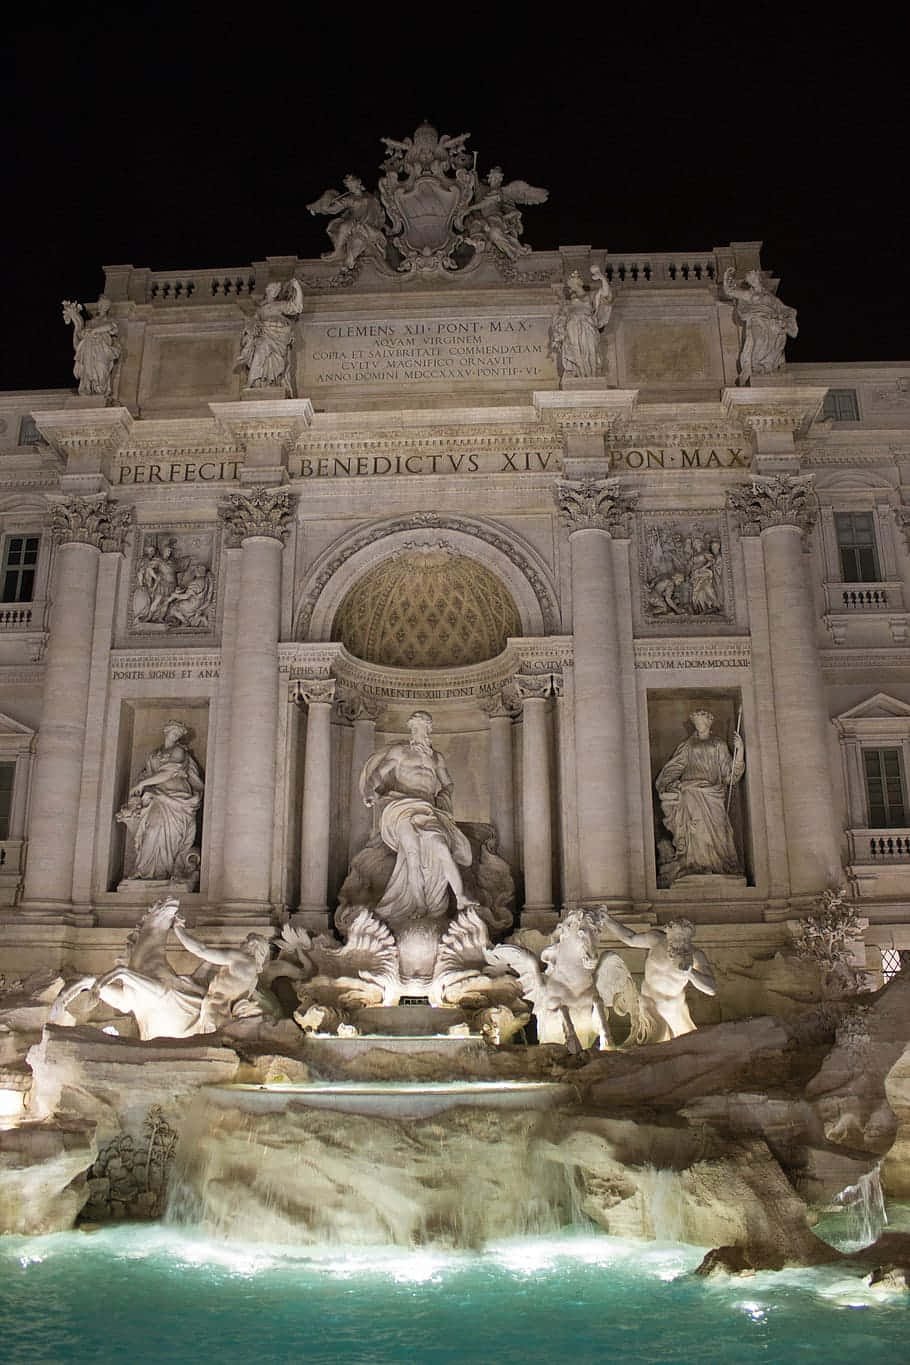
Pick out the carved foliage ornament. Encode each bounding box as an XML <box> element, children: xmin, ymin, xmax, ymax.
<box><xmin>555</xmin><ymin>477</ymin><xmax>638</xmax><ymax>534</ymax></box>
<box><xmin>218</xmin><ymin>487</ymin><xmax>295</xmax><ymax>544</ymax></box>
<box><xmin>291</xmin><ymin>677</ymin><xmax>337</xmax><ymax>707</ymax></box>
<box><xmin>49</xmin><ymin>494</ymin><xmax>133</xmax><ymax>551</ymax></box>
<box><xmin>726</xmin><ymin>474</ymin><xmax>818</xmax><ymax>536</ymax></box>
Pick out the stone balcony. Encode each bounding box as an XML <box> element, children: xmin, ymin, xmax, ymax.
<box><xmin>847</xmin><ymin>827</ymin><xmax>910</xmax><ymax>898</ymax></box>
<box><xmin>823</xmin><ymin>581</ymin><xmax>910</xmax><ymax>645</ymax></box>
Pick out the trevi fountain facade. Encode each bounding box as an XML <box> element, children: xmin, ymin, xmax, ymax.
<box><xmin>1</xmin><ymin>126</ymin><xmax>910</xmax><ymax>1343</ymax></box>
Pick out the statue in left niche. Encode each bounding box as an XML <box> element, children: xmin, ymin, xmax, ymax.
<box><xmin>61</xmin><ymin>296</ymin><xmax>120</xmax><ymax>399</ymax></box>
<box><xmin>51</xmin><ymin>897</ymin><xmax>272</xmax><ymax>1039</ymax></box>
<box><xmin>235</xmin><ymin>278</ymin><xmax>304</xmax><ymax>393</ymax></box>
<box><xmin>116</xmin><ymin>721</ymin><xmax>204</xmax><ymax>891</ymax></box>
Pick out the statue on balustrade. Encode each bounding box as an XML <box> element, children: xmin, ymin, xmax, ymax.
<box><xmin>548</xmin><ymin>267</ymin><xmax>613</xmax><ymax>383</ymax></box>
<box><xmin>51</xmin><ymin>898</ymin><xmax>272</xmax><ymax>1040</ymax></box>
<box><xmin>116</xmin><ymin>721</ymin><xmax>204</xmax><ymax>891</ymax></box>
<box><xmin>722</xmin><ymin>268</ymin><xmax>798</xmax><ymax>385</ymax></box>
<box><xmin>235</xmin><ymin>278</ymin><xmax>304</xmax><ymax>393</ymax></box>
<box><xmin>62</xmin><ymin>296</ymin><xmax>121</xmax><ymax>399</ymax></box>
<box><xmin>307</xmin><ymin>175</ymin><xmax>389</xmax><ymax>271</ymax></box>
<box><xmin>655</xmin><ymin>709</ymin><xmax>745</xmax><ymax>886</ymax></box>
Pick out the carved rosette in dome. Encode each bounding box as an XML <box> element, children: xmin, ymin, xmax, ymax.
<box><xmin>727</xmin><ymin>474</ymin><xmax>817</xmax><ymax>537</ymax></box>
<box><xmin>48</xmin><ymin>493</ymin><xmax>133</xmax><ymax>551</ymax></box>
<box><xmin>333</xmin><ymin>546</ymin><xmax>522</xmax><ymax>669</ymax></box>
<box><xmin>218</xmin><ymin>487</ymin><xmax>295</xmax><ymax>544</ymax></box>
<box><xmin>554</xmin><ymin>477</ymin><xmax>638</xmax><ymax>535</ymax></box>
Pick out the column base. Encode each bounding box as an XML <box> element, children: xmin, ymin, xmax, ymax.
<box><xmin>18</xmin><ymin>900</ymin><xmax>74</xmax><ymax>923</ymax></box>
<box><xmin>291</xmin><ymin>907</ymin><xmax>332</xmax><ymax>933</ymax></box>
<box><xmin>520</xmin><ymin>905</ymin><xmax>558</xmax><ymax>932</ymax></box>
<box><xmin>199</xmin><ymin>900</ymin><xmax>274</xmax><ymax>926</ymax></box>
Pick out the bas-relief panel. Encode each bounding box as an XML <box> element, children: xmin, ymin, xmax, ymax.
<box><xmin>128</xmin><ymin>526</ymin><xmax>218</xmax><ymax>638</ymax></box>
<box><xmin>638</xmin><ymin>513</ymin><xmax>732</xmax><ymax>627</ymax></box>
<box><xmin>618</xmin><ymin>321</ymin><xmax>716</xmax><ymax>386</ymax></box>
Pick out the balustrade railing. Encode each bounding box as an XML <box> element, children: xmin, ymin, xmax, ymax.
<box><xmin>601</xmin><ymin>255</ymin><xmax>718</xmax><ymax>284</ymax></box>
<box><xmin>146</xmin><ymin>270</ymin><xmax>256</xmax><ymax>303</ymax></box>
<box><xmin>851</xmin><ymin>828</ymin><xmax>910</xmax><ymax>862</ymax></box>
<box><xmin>824</xmin><ymin>581</ymin><xmax>903</xmax><ymax>613</ymax></box>
<box><xmin>0</xmin><ymin>607</ymin><xmax>32</xmax><ymax>629</ymax></box>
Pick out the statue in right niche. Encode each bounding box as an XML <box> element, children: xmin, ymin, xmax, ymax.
<box><xmin>655</xmin><ymin>708</ymin><xmax>744</xmax><ymax>885</ymax></box>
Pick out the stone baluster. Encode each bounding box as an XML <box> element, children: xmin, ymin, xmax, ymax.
<box><xmin>22</xmin><ymin>495</ymin><xmax>133</xmax><ymax>914</ymax></box>
<box><xmin>294</xmin><ymin>678</ymin><xmax>337</xmax><ymax>928</ymax></box>
<box><xmin>479</xmin><ymin>691</ymin><xmax>519</xmax><ymax>869</ymax></box>
<box><xmin>728</xmin><ymin>474</ymin><xmax>841</xmax><ymax>895</ymax></box>
<box><xmin>555</xmin><ymin>477</ymin><xmax>637</xmax><ymax>904</ymax></box>
<box><xmin>513</xmin><ymin>673</ymin><xmax>559</xmax><ymax>929</ymax></box>
<box><xmin>218</xmin><ymin>487</ymin><xmax>294</xmax><ymax>913</ymax></box>
<box><xmin>337</xmin><ymin>689</ymin><xmax>381</xmax><ymax>863</ymax></box>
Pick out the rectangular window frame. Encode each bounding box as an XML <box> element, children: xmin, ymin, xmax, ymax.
<box><xmin>834</xmin><ymin>511</ymin><xmax>880</xmax><ymax>583</ymax></box>
<box><xmin>863</xmin><ymin>745</ymin><xmax>908</xmax><ymax>828</ymax></box>
<box><xmin>1</xmin><ymin>534</ymin><xmax>40</xmax><ymax>605</ymax></box>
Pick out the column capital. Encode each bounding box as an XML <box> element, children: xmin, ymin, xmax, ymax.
<box><xmin>478</xmin><ymin>688</ymin><xmax>521</xmax><ymax>720</ymax></box>
<box><xmin>291</xmin><ymin>677</ymin><xmax>336</xmax><ymax>707</ymax></box>
<box><xmin>47</xmin><ymin>492</ymin><xmax>133</xmax><ymax>551</ymax></box>
<box><xmin>219</xmin><ymin>486</ymin><xmax>295</xmax><ymax>544</ymax></box>
<box><xmin>555</xmin><ymin>476</ymin><xmax>637</xmax><ymax>535</ymax></box>
<box><xmin>510</xmin><ymin>671</ymin><xmax>563</xmax><ymax>704</ymax></box>
<box><xmin>727</xmin><ymin>473</ymin><xmax>818</xmax><ymax>537</ymax></box>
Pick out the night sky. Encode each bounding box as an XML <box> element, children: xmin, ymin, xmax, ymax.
<box><xmin>3</xmin><ymin>3</ymin><xmax>905</xmax><ymax>394</ymax></box>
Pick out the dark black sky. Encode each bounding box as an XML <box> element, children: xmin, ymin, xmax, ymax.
<box><xmin>4</xmin><ymin>1</ymin><xmax>906</xmax><ymax>393</ymax></box>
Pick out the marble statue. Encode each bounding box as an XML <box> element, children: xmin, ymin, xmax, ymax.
<box><xmin>359</xmin><ymin>710</ymin><xmax>476</xmax><ymax>976</ymax></box>
<box><xmin>236</xmin><ymin>278</ymin><xmax>304</xmax><ymax>393</ymax></box>
<box><xmin>62</xmin><ymin>296</ymin><xmax>120</xmax><ymax>398</ymax></box>
<box><xmin>548</xmin><ymin>268</ymin><xmax>613</xmax><ymax>381</ymax></box>
<box><xmin>51</xmin><ymin>898</ymin><xmax>270</xmax><ymax>1040</ymax></box>
<box><xmin>486</xmin><ymin>909</ymin><xmax>647</xmax><ymax>1053</ymax></box>
<box><xmin>655</xmin><ymin>709</ymin><xmax>744</xmax><ymax>883</ymax></box>
<box><xmin>599</xmin><ymin>911</ymin><xmax>717</xmax><ymax>1042</ymax></box>
<box><xmin>461</xmin><ymin>166</ymin><xmax>549</xmax><ymax>262</ymax></box>
<box><xmin>116</xmin><ymin>721</ymin><xmax>204</xmax><ymax>889</ymax></box>
<box><xmin>307</xmin><ymin>176</ymin><xmax>388</xmax><ymax>271</ymax></box>
<box><xmin>722</xmin><ymin>268</ymin><xmax>798</xmax><ymax>385</ymax></box>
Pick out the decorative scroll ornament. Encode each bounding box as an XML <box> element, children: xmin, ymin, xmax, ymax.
<box><xmin>291</xmin><ymin>677</ymin><xmax>337</xmax><ymax>707</ymax></box>
<box><xmin>726</xmin><ymin>473</ymin><xmax>817</xmax><ymax>536</ymax></box>
<box><xmin>218</xmin><ymin>487</ymin><xmax>295</xmax><ymax>544</ymax></box>
<box><xmin>554</xmin><ymin>477</ymin><xmax>638</xmax><ymax>534</ymax></box>
<box><xmin>334</xmin><ymin>686</ymin><xmax>381</xmax><ymax>724</ymax></box>
<box><xmin>49</xmin><ymin>494</ymin><xmax>133</xmax><ymax>551</ymax></box>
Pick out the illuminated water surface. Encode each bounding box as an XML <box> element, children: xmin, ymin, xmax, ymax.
<box><xmin>1</xmin><ymin>1225</ymin><xmax>908</xmax><ymax>1364</ymax></box>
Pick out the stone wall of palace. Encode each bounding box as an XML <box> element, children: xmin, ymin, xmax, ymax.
<box><xmin>1</xmin><ymin>248</ymin><xmax>910</xmax><ymax>1021</ymax></box>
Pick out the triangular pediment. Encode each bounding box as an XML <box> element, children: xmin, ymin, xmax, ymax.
<box><xmin>0</xmin><ymin>710</ymin><xmax>34</xmax><ymax>737</ymax></box>
<box><xmin>837</xmin><ymin>693</ymin><xmax>910</xmax><ymax>722</ymax></box>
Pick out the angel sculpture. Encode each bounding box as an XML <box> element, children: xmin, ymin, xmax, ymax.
<box><xmin>485</xmin><ymin>909</ymin><xmax>647</xmax><ymax>1053</ymax></box>
<box><xmin>461</xmin><ymin>166</ymin><xmax>548</xmax><ymax>261</ymax></box>
<box><xmin>306</xmin><ymin>175</ymin><xmax>389</xmax><ymax>271</ymax></box>
<box><xmin>235</xmin><ymin>278</ymin><xmax>304</xmax><ymax>394</ymax></box>
<box><xmin>62</xmin><ymin>296</ymin><xmax>120</xmax><ymax>399</ymax></box>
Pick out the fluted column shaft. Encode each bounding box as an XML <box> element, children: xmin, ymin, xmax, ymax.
<box><xmin>761</xmin><ymin>523</ymin><xmax>841</xmax><ymax>892</ymax></box>
<box><xmin>298</xmin><ymin>683</ymin><xmax>336</xmax><ymax>922</ymax></box>
<box><xmin>520</xmin><ymin>693</ymin><xmax>553</xmax><ymax>923</ymax></box>
<box><xmin>23</xmin><ymin>542</ymin><xmax>101</xmax><ymax>907</ymax></box>
<box><xmin>221</xmin><ymin>535</ymin><xmax>282</xmax><ymax>907</ymax></box>
<box><xmin>487</xmin><ymin>711</ymin><xmax>516</xmax><ymax>868</ymax></box>
<box><xmin>570</xmin><ymin>527</ymin><xmax>629</xmax><ymax>901</ymax></box>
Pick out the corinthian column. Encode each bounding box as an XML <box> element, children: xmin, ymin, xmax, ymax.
<box><xmin>479</xmin><ymin>691</ymin><xmax>518</xmax><ymax>870</ymax></box>
<box><xmin>295</xmin><ymin>678</ymin><xmax>336</xmax><ymax>928</ymax></box>
<box><xmin>728</xmin><ymin>474</ymin><xmax>841</xmax><ymax>895</ymax></box>
<box><xmin>555</xmin><ymin>477</ymin><xmax>637</xmax><ymax>904</ymax></box>
<box><xmin>514</xmin><ymin>673</ymin><xmax>559</xmax><ymax>929</ymax></box>
<box><xmin>22</xmin><ymin>495</ymin><xmax>133</xmax><ymax>915</ymax></box>
<box><xmin>218</xmin><ymin>487</ymin><xmax>294</xmax><ymax>913</ymax></box>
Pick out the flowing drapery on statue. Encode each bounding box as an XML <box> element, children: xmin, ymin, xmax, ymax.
<box><xmin>655</xmin><ymin>709</ymin><xmax>744</xmax><ymax>884</ymax></box>
<box><xmin>116</xmin><ymin>721</ymin><xmax>204</xmax><ymax>888</ymax></box>
<box><xmin>375</xmin><ymin>796</ymin><xmax>473</xmax><ymax>922</ymax></box>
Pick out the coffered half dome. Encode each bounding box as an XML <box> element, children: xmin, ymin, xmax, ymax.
<box><xmin>333</xmin><ymin>547</ymin><xmax>521</xmax><ymax>668</ymax></box>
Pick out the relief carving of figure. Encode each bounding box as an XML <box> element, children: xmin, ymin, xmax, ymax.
<box><xmin>460</xmin><ymin>165</ymin><xmax>549</xmax><ymax>262</ymax></box>
<box><xmin>644</xmin><ymin>525</ymin><xmax>726</xmax><ymax>621</ymax></box>
<box><xmin>722</xmin><ymin>267</ymin><xmax>798</xmax><ymax>385</ymax></box>
<box><xmin>62</xmin><ymin>296</ymin><xmax>120</xmax><ymax>399</ymax></box>
<box><xmin>548</xmin><ymin>268</ymin><xmax>613</xmax><ymax>381</ymax></box>
<box><xmin>598</xmin><ymin>912</ymin><xmax>717</xmax><ymax>1042</ymax></box>
<box><xmin>307</xmin><ymin>175</ymin><xmax>388</xmax><ymax>271</ymax></box>
<box><xmin>236</xmin><ymin>278</ymin><xmax>304</xmax><ymax>393</ymax></box>
<box><xmin>116</xmin><ymin>721</ymin><xmax>204</xmax><ymax>888</ymax></box>
<box><xmin>162</xmin><ymin>560</ymin><xmax>215</xmax><ymax>627</ymax></box>
<box><xmin>655</xmin><ymin>709</ymin><xmax>744</xmax><ymax>884</ymax></box>
<box><xmin>133</xmin><ymin>536</ymin><xmax>215</xmax><ymax>631</ymax></box>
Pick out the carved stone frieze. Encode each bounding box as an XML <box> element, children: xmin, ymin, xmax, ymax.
<box><xmin>109</xmin><ymin>651</ymin><xmax>222</xmax><ymax>683</ymax></box>
<box><xmin>218</xmin><ymin>487</ymin><xmax>295</xmax><ymax>544</ymax></box>
<box><xmin>639</xmin><ymin>513</ymin><xmax>732</xmax><ymax>625</ymax></box>
<box><xmin>48</xmin><ymin>493</ymin><xmax>133</xmax><ymax>551</ymax></box>
<box><xmin>634</xmin><ymin>637</ymin><xmax>751</xmax><ymax>671</ymax></box>
<box><xmin>726</xmin><ymin>474</ymin><xmax>818</xmax><ymax>536</ymax></box>
<box><xmin>555</xmin><ymin>476</ymin><xmax>638</xmax><ymax>535</ymax></box>
<box><xmin>129</xmin><ymin>526</ymin><xmax>218</xmax><ymax>635</ymax></box>
<box><xmin>291</xmin><ymin>677</ymin><xmax>337</xmax><ymax>707</ymax></box>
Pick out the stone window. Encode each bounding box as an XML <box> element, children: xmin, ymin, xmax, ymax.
<box><xmin>863</xmin><ymin>747</ymin><xmax>907</xmax><ymax>827</ymax></box>
<box><xmin>1</xmin><ymin>535</ymin><xmax>39</xmax><ymax>603</ymax></box>
<box><xmin>823</xmin><ymin>388</ymin><xmax>860</xmax><ymax>422</ymax></box>
<box><xmin>0</xmin><ymin>761</ymin><xmax>14</xmax><ymax>841</ymax></box>
<box><xmin>834</xmin><ymin>512</ymin><xmax>880</xmax><ymax>582</ymax></box>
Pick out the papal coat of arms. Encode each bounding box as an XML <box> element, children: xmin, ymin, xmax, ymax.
<box><xmin>307</xmin><ymin>122</ymin><xmax>548</xmax><ymax>276</ymax></box>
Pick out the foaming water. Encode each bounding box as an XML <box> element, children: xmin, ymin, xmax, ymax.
<box><xmin>1</xmin><ymin>1224</ymin><xmax>908</xmax><ymax>1365</ymax></box>
<box><xmin>816</xmin><ymin>1167</ymin><xmax>889</xmax><ymax>1252</ymax></box>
